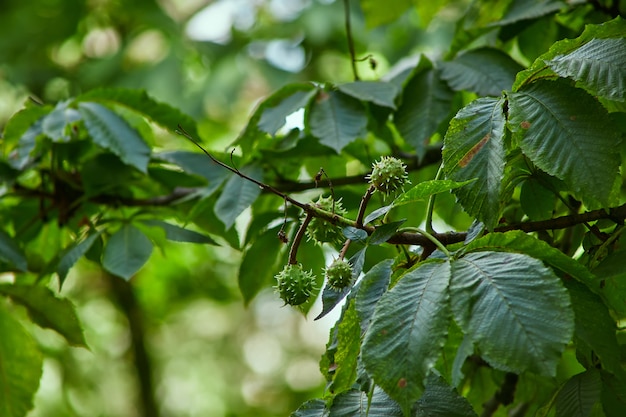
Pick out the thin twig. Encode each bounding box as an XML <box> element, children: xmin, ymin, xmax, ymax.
<box><xmin>343</xmin><ymin>0</ymin><xmax>360</xmax><ymax>81</ymax></box>
<box><xmin>289</xmin><ymin>213</ymin><xmax>313</xmax><ymax>265</ymax></box>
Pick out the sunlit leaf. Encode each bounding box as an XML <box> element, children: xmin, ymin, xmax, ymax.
<box><xmin>508</xmin><ymin>80</ymin><xmax>621</xmax><ymax>204</ymax></box>
<box><xmin>57</xmin><ymin>231</ymin><xmax>103</xmax><ymax>284</ymax></box>
<box><xmin>393</xmin><ymin>179</ymin><xmax>476</xmax><ymax>207</ymax></box>
<box><xmin>0</xmin><ymin>305</ymin><xmax>43</xmax><ymax>417</ymax></box>
<box><xmin>140</xmin><ymin>220</ymin><xmax>218</xmax><ymax>245</ymax></box>
<box><xmin>258</xmin><ymin>88</ymin><xmax>317</xmax><ymax>135</ymax></box>
<box><xmin>0</xmin><ymin>284</ymin><xmax>86</xmax><ymax>347</ymax></box>
<box><xmin>78</xmin><ymin>102</ymin><xmax>151</xmax><ymax>173</ymax></box>
<box><xmin>41</xmin><ymin>100</ymin><xmax>81</xmax><ymax>142</ymax></box>
<box><xmin>450</xmin><ymin>251</ymin><xmax>574</xmax><ymax>376</ymax></box>
<box><xmin>443</xmin><ymin>97</ymin><xmax>507</xmax><ymax>229</ymax></box>
<box><xmin>309</xmin><ymin>90</ymin><xmax>368</xmax><ymax>153</ymax></box>
<box><xmin>102</xmin><ymin>224</ymin><xmax>153</xmax><ymax>280</ymax></box>
<box><xmin>362</xmin><ymin>260</ymin><xmax>451</xmax><ymax>415</ymax></box>
<box><xmin>331</xmin><ymin>299</ymin><xmax>361</xmax><ymax>394</ymax></box>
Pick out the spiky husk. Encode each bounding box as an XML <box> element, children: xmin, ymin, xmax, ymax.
<box><xmin>275</xmin><ymin>264</ymin><xmax>316</xmax><ymax>306</ymax></box>
<box><xmin>305</xmin><ymin>195</ymin><xmax>347</xmax><ymax>245</ymax></box>
<box><xmin>366</xmin><ymin>156</ymin><xmax>410</xmax><ymax>195</ymax></box>
<box><xmin>325</xmin><ymin>259</ymin><xmax>353</xmax><ymax>289</ymax></box>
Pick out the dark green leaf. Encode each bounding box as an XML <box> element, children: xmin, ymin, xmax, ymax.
<box><xmin>508</xmin><ymin>81</ymin><xmax>621</xmax><ymax>204</ymax></box>
<box><xmin>258</xmin><ymin>89</ymin><xmax>317</xmax><ymax>135</ymax></box>
<box><xmin>239</xmin><ymin>229</ymin><xmax>282</xmax><ymax>305</ymax></box>
<box><xmin>329</xmin><ymin>387</ymin><xmax>403</xmax><ymax>416</ymax></box>
<box><xmin>546</xmin><ymin>38</ymin><xmax>626</xmax><ymax>101</ymax></box>
<box><xmin>140</xmin><ymin>220</ymin><xmax>217</xmax><ymax>245</ymax></box>
<box><xmin>440</xmin><ymin>48</ymin><xmax>523</xmax><ymax>96</ymax></box>
<box><xmin>337</xmin><ymin>81</ymin><xmax>400</xmax><ymax>109</ymax></box>
<box><xmin>593</xmin><ymin>249</ymin><xmax>626</xmax><ymax>318</ymax></box>
<box><xmin>395</xmin><ymin>60</ymin><xmax>455</xmax><ymax>159</ymax></box>
<box><xmin>416</xmin><ymin>373</ymin><xmax>478</xmax><ymax>417</ymax></box>
<box><xmin>343</xmin><ymin>226</ymin><xmax>368</xmax><ymax>243</ymax></box>
<box><xmin>362</xmin><ymin>260</ymin><xmax>451</xmax><ymax>415</ymax></box>
<box><xmin>0</xmin><ymin>229</ymin><xmax>27</xmax><ymax>271</ymax></box>
<box><xmin>214</xmin><ymin>165</ymin><xmax>263</xmax><ymax>229</ymax></box>
<box><xmin>156</xmin><ymin>150</ymin><xmax>230</xmax><ymax>196</ymax></box>
<box><xmin>519</xmin><ymin>178</ymin><xmax>556</xmax><ymax>220</ymax></box>
<box><xmin>0</xmin><ymin>305</ymin><xmax>43</xmax><ymax>417</ymax></box>
<box><xmin>309</xmin><ymin>91</ymin><xmax>368</xmax><ymax>153</ymax></box>
<box><xmin>290</xmin><ymin>399</ymin><xmax>327</xmax><ymax>417</ymax></box>
<box><xmin>0</xmin><ymin>284</ymin><xmax>86</xmax><ymax>347</ymax></box>
<box><xmin>76</xmin><ymin>88</ymin><xmax>199</xmax><ymax>138</ymax></box>
<box><xmin>555</xmin><ymin>370</ymin><xmax>602</xmax><ymax>417</ymax></box>
<box><xmin>393</xmin><ymin>179</ymin><xmax>476</xmax><ymax>208</ymax></box>
<box><xmin>57</xmin><ymin>231</ymin><xmax>103</xmax><ymax>284</ymax></box>
<box><xmin>331</xmin><ymin>299</ymin><xmax>361</xmax><ymax>394</ymax></box>
<box><xmin>369</xmin><ymin>221</ymin><xmax>405</xmax><ymax>245</ymax></box>
<box><xmin>102</xmin><ymin>224</ymin><xmax>153</xmax><ymax>280</ymax></box>
<box><xmin>443</xmin><ymin>97</ymin><xmax>507</xmax><ymax>229</ymax></box>
<box><xmin>78</xmin><ymin>102</ymin><xmax>151</xmax><ymax>173</ymax></box>
<box><xmin>450</xmin><ymin>251</ymin><xmax>574</xmax><ymax>376</ymax></box>
<box><xmin>491</xmin><ymin>0</ymin><xmax>565</xmax><ymax>27</ymax></box>
<box><xmin>565</xmin><ymin>280</ymin><xmax>624</xmax><ymax>379</ymax></box>
<box><xmin>601</xmin><ymin>371</ymin><xmax>626</xmax><ymax>417</ymax></box>
<box><xmin>355</xmin><ymin>259</ymin><xmax>393</xmax><ymax>332</ymax></box>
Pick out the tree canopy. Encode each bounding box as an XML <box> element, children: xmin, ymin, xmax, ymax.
<box><xmin>1</xmin><ymin>0</ymin><xmax>626</xmax><ymax>416</ymax></box>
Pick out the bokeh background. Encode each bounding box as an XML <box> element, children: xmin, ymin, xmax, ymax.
<box><xmin>0</xmin><ymin>1</ymin><xmax>466</xmax><ymax>415</ymax></box>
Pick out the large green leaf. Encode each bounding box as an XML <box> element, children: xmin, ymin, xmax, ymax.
<box><xmin>513</xmin><ymin>17</ymin><xmax>626</xmax><ymax>91</ymax></box>
<box><xmin>440</xmin><ymin>48</ymin><xmax>523</xmax><ymax>96</ymax></box>
<box><xmin>546</xmin><ymin>38</ymin><xmax>626</xmax><ymax>102</ymax></box>
<box><xmin>140</xmin><ymin>220</ymin><xmax>218</xmax><ymax>245</ymax></box>
<box><xmin>0</xmin><ymin>305</ymin><xmax>43</xmax><ymax>417</ymax></box>
<box><xmin>395</xmin><ymin>59</ymin><xmax>455</xmax><ymax>159</ymax></box>
<box><xmin>238</xmin><ymin>228</ymin><xmax>282</xmax><ymax>305</ymax></box>
<box><xmin>593</xmin><ymin>248</ymin><xmax>626</xmax><ymax>318</ymax></box>
<box><xmin>57</xmin><ymin>231</ymin><xmax>103</xmax><ymax>284</ymax></box>
<box><xmin>331</xmin><ymin>299</ymin><xmax>361</xmax><ymax>394</ymax></box>
<box><xmin>102</xmin><ymin>224</ymin><xmax>153</xmax><ymax>280</ymax></box>
<box><xmin>416</xmin><ymin>373</ymin><xmax>478</xmax><ymax>417</ymax></box>
<box><xmin>76</xmin><ymin>88</ymin><xmax>200</xmax><ymax>137</ymax></box>
<box><xmin>450</xmin><ymin>251</ymin><xmax>574</xmax><ymax>376</ymax></box>
<box><xmin>0</xmin><ymin>284</ymin><xmax>86</xmax><ymax>347</ymax></box>
<box><xmin>491</xmin><ymin>0</ymin><xmax>565</xmax><ymax>27</ymax></box>
<box><xmin>508</xmin><ymin>81</ymin><xmax>621</xmax><ymax>204</ymax></box>
<box><xmin>290</xmin><ymin>399</ymin><xmax>327</xmax><ymax>417</ymax></box>
<box><xmin>555</xmin><ymin>370</ymin><xmax>602</xmax><ymax>417</ymax></box>
<box><xmin>214</xmin><ymin>165</ymin><xmax>263</xmax><ymax>229</ymax></box>
<box><xmin>0</xmin><ymin>229</ymin><xmax>27</xmax><ymax>271</ymax></box>
<box><xmin>258</xmin><ymin>88</ymin><xmax>317</xmax><ymax>136</ymax></box>
<box><xmin>337</xmin><ymin>81</ymin><xmax>400</xmax><ymax>109</ymax></box>
<box><xmin>6</xmin><ymin>110</ymin><xmax>48</xmax><ymax>170</ymax></box>
<box><xmin>329</xmin><ymin>387</ymin><xmax>403</xmax><ymax>416</ymax></box>
<box><xmin>78</xmin><ymin>102</ymin><xmax>151</xmax><ymax>173</ymax></box>
<box><xmin>601</xmin><ymin>371</ymin><xmax>626</xmax><ymax>417</ymax></box>
<box><xmin>309</xmin><ymin>90</ymin><xmax>368</xmax><ymax>153</ymax></box>
<box><xmin>41</xmin><ymin>100</ymin><xmax>81</xmax><ymax>142</ymax></box>
<box><xmin>392</xmin><ymin>179</ymin><xmax>476</xmax><ymax>208</ymax></box>
<box><xmin>156</xmin><ymin>150</ymin><xmax>230</xmax><ymax>196</ymax></box>
<box><xmin>443</xmin><ymin>97</ymin><xmax>507</xmax><ymax>229</ymax></box>
<box><xmin>565</xmin><ymin>280</ymin><xmax>624</xmax><ymax>379</ymax></box>
<box><xmin>362</xmin><ymin>260</ymin><xmax>451</xmax><ymax>415</ymax></box>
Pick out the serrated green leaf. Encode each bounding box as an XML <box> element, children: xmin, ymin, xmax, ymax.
<box><xmin>102</xmin><ymin>224</ymin><xmax>153</xmax><ymax>280</ymax></box>
<box><xmin>337</xmin><ymin>81</ymin><xmax>400</xmax><ymax>109</ymax></box>
<box><xmin>214</xmin><ymin>165</ymin><xmax>263</xmax><ymax>229</ymax></box>
<box><xmin>565</xmin><ymin>280</ymin><xmax>624</xmax><ymax>379</ymax></box>
<box><xmin>0</xmin><ymin>284</ymin><xmax>86</xmax><ymax>347</ymax></box>
<box><xmin>238</xmin><ymin>228</ymin><xmax>282</xmax><ymax>305</ymax></box>
<box><xmin>450</xmin><ymin>251</ymin><xmax>574</xmax><ymax>376</ymax></box>
<box><xmin>76</xmin><ymin>88</ymin><xmax>199</xmax><ymax>137</ymax></box>
<box><xmin>41</xmin><ymin>101</ymin><xmax>81</xmax><ymax>142</ymax></box>
<box><xmin>360</xmin><ymin>0</ymin><xmax>413</xmax><ymax>28</ymax></box>
<box><xmin>57</xmin><ymin>231</ymin><xmax>103</xmax><ymax>284</ymax></box>
<box><xmin>0</xmin><ymin>229</ymin><xmax>28</xmax><ymax>271</ymax></box>
<box><xmin>491</xmin><ymin>0</ymin><xmax>565</xmax><ymax>27</ymax></box>
<box><xmin>508</xmin><ymin>80</ymin><xmax>621</xmax><ymax>204</ymax></box>
<box><xmin>0</xmin><ymin>304</ymin><xmax>43</xmax><ymax>417</ymax></box>
<box><xmin>513</xmin><ymin>17</ymin><xmax>626</xmax><ymax>91</ymax></box>
<box><xmin>140</xmin><ymin>220</ymin><xmax>217</xmax><ymax>245</ymax></box>
<box><xmin>331</xmin><ymin>299</ymin><xmax>361</xmax><ymax>394</ymax></box>
<box><xmin>395</xmin><ymin>61</ymin><xmax>455</xmax><ymax>159</ymax></box>
<box><xmin>290</xmin><ymin>399</ymin><xmax>327</xmax><ymax>417</ymax></box>
<box><xmin>440</xmin><ymin>48</ymin><xmax>523</xmax><ymax>96</ymax></box>
<box><xmin>362</xmin><ymin>260</ymin><xmax>451</xmax><ymax>415</ymax></box>
<box><xmin>393</xmin><ymin>179</ymin><xmax>476</xmax><ymax>208</ymax></box>
<box><xmin>443</xmin><ymin>97</ymin><xmax>507</xmax><ymax>229</ymax></box>
<box><xmin>355</xmin><ymin>259</ymin><xmax>393</xmax><ymax>332</ymax></box>
<box><xmin>555</xmin><ymin>370</ymin><xmax>602</xmax><ymax>417</ymax></box>
<box><xmin>309</xmin><ymin>90</ymin><xmax>368</xmax><ymax>153</ymax></box>
<box><xmin>78</xmin><ymin>102</ymin><xmax>151</xmax><ymax>173</ymax></box>
<box><xmin>369</xmin><ymin>221</ymin><xmax>405</xmax><ymax>245</ymax></box>
<box><xmin>258</xmin><ymin>88</ymin><xmax>317</xmax><ymax>135</ymax></box>
<box><xmin>546</xmin><ymin>38</ymin><xmax>626</xmax><ymax>102</ymax></box>
<box><xmin>329</xmin><ymin>387</ymin><xmax>403</xmax><ymax>416</ymax></box>
<box><xmin>416</xmin><ymin>373</ymin><xmax>478</xmax><ymax>417</ymax></box>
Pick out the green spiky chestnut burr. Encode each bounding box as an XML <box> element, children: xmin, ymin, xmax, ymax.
<box><xmin>325</xmin><ymin>259</ymin><xmax>353</xmax><ymax>289</ymax></box>
<box><xmin>275</xmin><ymin>264</ymin><xmax>316</xmax><ymax>306</ymax></box>
<box><xmin>305</xmin><ymin>195</ymin><xmax>347</xmax><ymax>245</ymax></box>
<box><xmin>366</xmin><ymin>156</ymin><xmax>410</xmax><ymax>195</ymax></box>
